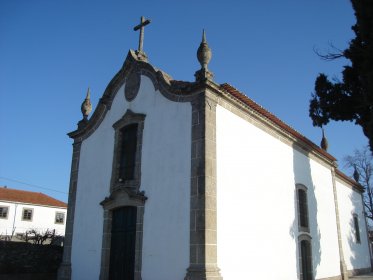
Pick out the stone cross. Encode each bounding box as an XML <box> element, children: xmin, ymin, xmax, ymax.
<box><xmin>133</xmin><ymin>16</ymin><xmax>151</xmax><ymax>53</ymax></box>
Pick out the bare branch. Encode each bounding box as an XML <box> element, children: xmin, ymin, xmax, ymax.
<box><xmin>313</xmin><ymin>43</ymin><xmax>345</xmax><ymax>61</ymax></box>
<box><xmin>343</xmin><ymin>146</ymin><xmax>373</xmax><ymax>226</ymax></box>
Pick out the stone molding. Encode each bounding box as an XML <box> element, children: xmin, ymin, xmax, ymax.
<box><xmin>97</xmin><ymin>109</ymin><xmax>147</xmax><ymax>280</ymax></box>
<box><xmin>110</xmin><ymin>109</ymin><xmax>145</xmax><ymax>192</ymax></box>
<box><xmin>185</xmin><ymin>90</ymin><xmax>222</xmax><ymax>280</ymax></box>
<box><xmin>295</xmin><ymin>184</ymin><xmax>311</xmax><ymax>234</ymax></box>
<box><xmin>216</xmin><ymin>84</ymin><xmax>336</xmax><ymax>169</ymax></box>
<box><xmin>335</xmin><ymin>171</ymin><xmax>364</xmax><ymax>193</ymax></box>
<box><xmin>99</xmin><ymin>188</ymin><xmax>147</xmax><ymax>280</ymax></box>
<box><xmin>57</xmin><ymin>141</ymin><xmax>82</xmax><ymax>280</ymax></box>
<box><xmin>125</xmin><ymin>69</ymin><xmax>141</xmax><ymax>102</ymax></box>
<box><xmin>68</xmin><ymin>50</ymin><xmax>202</xmax><ymax>142</ymax></box>
<box><xmin>298</xmin><ymin>234</ymin><xmax>314</xmax><ymax>280</ymax></box>
<box><xmin>331</xmin><ymin>167</ymin><xmax>349</xmax><ymax>280</ymax></box>
<box><xmin>64</xmin><ymin>47</ymin><xmax>366</xmax><ymax>280</ymax></box>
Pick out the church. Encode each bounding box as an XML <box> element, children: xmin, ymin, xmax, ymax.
<box><xmin>58</xmin><ymin>18</ymin><xmax>371</xmax><ymax>280</ymax></box>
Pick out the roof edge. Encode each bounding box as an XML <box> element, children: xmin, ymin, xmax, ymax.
<box><xmin>68</xmin><ymin>49</ymin><xmax>204</xmax><ymax>141</ymax></box>
<box><xmin>219</xmin><ymin>83</ymin><xmax>336</xmax><ymax>164</ymax></box>
<box><xmin>335</xmin><ymin>169</ymin><xmax>364</xmax><ymax>193</ymax></box>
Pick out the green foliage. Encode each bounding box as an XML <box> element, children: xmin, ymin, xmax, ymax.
<box><xmin>309</xmin><ymin>0</ymin><xmax>373</xmax><ymax>153</ymax></box>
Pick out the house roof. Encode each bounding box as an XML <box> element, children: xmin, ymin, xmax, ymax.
<box><xmin>0</xmin><ymin>187</ymin><xmax>67</xmax><ymax>208</ymax></box>
<box><xmin>220</xmin><ymin>83</ymin><xmax>336</xmax><ymax>162</ymax></box>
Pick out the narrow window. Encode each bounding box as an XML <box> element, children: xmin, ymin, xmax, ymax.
<box><xmin>22</xmin><ymin>208</ymin><xmax>33</xmax><ymax>221</ymax></box>
<box><xmin>119</xmin><ymin>124</ymin><xmax>138</xmax><ymax>181</ymax></box>
<box><xmin>353</xmin><ymin>214</ymin><xmax>361</xmax><ymax>243</ymax></box>
<box><xmin>297</xmin><ymin>186</ymin><xmax>309</xmax><ymax>232</ymax></box>
<box><xmin>298</xmin><ymin>189</ymin><xmax>308</xmax><ymax>228</ymax></box>
<box><xmin>55</xmin><ymin>212</ymin><xmax>65</xmax><ymax>224</ymax></box>
<box><xmin>0</xmin><ymin>206</ymin><xmax>8</xmax><ymax>219</ymax></box>
<box><xmin>300</xmin><ymin>238</ymin><xmax>313</xmax><ymax>280</ymax></box>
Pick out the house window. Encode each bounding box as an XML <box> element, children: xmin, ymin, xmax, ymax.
<box><xmin>55</xmin><ymin>212</ymin><xmax>65</xmax><ymax>224</ymax></box>
<box><xmin>22</xmin><ymin>208</ymin><xmax>33</xmax><ymax>221</ymax></box>
<box><xmin>353</xmin><ymin>214</ymin><xmax>361</xmax><ymax>243</ymax></box>
<box><xmin>119</xmin><ymin>124</ymin><xmax>138</xmax><ymax>181</ymax></box>
<box><xmin>0</xmin><ymin>206</ymin><xmax>8</xmax><ymax>219</ymax></box>
<box><xmin>296</xmin><ymin>185</ymin><xmax>309</xmax><ymax>232</ymax></box>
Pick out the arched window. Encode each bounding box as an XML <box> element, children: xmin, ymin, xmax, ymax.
<box><xmin>353</xmin><ymin>214</ymin><xmax>361</xmax><ymax>243</ymax></box>
<box><xmin>111</xmin><ymin>109</ymin><xmax>145</xmax><ymax>191</ymax></box>
<box><xmin>296</xmin><ymin>184</ymin><xmax>310</xmax><ymax>233</ymax></box>
<box><xmin>299</xmin><ymin>235</ymin><xmax>313</xmax><ymax>280</ymax></box>
<box><xmin>118</xmin><ymin>123</ymin><xmax>138</xmax><ymax>181</ymax></box>
<box><xmin>99</xmin><ymin>109</ymin><xmax>147</xmax><ymax>280</ymax></box>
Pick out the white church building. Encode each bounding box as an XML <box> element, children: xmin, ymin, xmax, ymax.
<box><xmin>58</xmin><ymin>21</ymin><xmax>372</xmax><ymax>280</ymax></box>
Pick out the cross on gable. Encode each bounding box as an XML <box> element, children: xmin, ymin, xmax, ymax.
<box><xmin>133</xmin><ymin>16</ymin><xmax>151</xmax><ymax>54</ymax></box>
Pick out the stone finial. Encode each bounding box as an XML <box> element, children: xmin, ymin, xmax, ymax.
<box><xmin>195</xmin><ymin>29</ymin><xmax>213</xmax><ymax>82</ymax></box>
<box><xmin>320</xmin><ymin>129</ymin><xmax>328</xmax><ymax>151</ymax></box>
<box><xmin>197</xmin><ymin>30</ymin><xmax>211</xmax><ymax>69</ymax></box>
<box><xmin>81</xmin><ymin>87</ymin><xmax>92</xmax><ymax>120</ymax></box>
<box><xmin>320</xmin><ymin>128</ymin><xmax>328</xmax><ymax>151</ymax></box>
<box><xmin>353</xmin><ymin>165</ymin><xmax>360</xmax><ymax>183</ymax></box>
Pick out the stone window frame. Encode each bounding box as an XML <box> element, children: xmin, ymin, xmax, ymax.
<box><xmin>353</xmin><ymin>213</ymin><xmax>361</xmax><ymax>244</ymax></box>
<box><xmin>296</xmin><ymin>184</ymin><xmax>310</xmax><ymax>233</ymax></box>
<box><xmin>98</xmin><ymin>109</ymin><xmax>147</xmax><ymax>280</ymax></box>
<box><xmin>0</xmin><ymin>206</ymin><xmax>9</xmax><ymax>219</ymax></box>
<box><xmin>99</xmin><ymin>188</ymin><xmax>147</xmax><ymax>280</ymax></box>
<box><xmin>298</xmin><ymin>233</ymin><xmax>313</xmax><ymax>280</ymax></box>
<box><xmin>55</xmin><ymin>211</ymin><xmax>65</xmax><ymax>224</ymax></box>
<box><xmin>22</xmin><ymin>208</ymin><xmax>33</xmax><ymax>221</ymax></box>
<box><xmin>110</xmin><ymin>109</ymin><xmax>146</xmax><ymax>192</ymax></box>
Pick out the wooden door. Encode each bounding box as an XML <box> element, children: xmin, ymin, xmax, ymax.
<box><xmin>109</xmin><ymin>206</ymin><xmax>137</xmax><ymax>280</ymax></box>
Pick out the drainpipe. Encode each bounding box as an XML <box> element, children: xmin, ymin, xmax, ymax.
<box><xmin>11</xmin><ymin>203</ymin><xmax>18</xmax><ymax>239</ymax></box>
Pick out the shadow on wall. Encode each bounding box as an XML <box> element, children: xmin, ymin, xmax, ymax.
<box><xmin>347</xmin><ymin>192</ymin><xmax>369</xmax><ymax>273</ymax></box>
<box><xmin>289</xmin><ymin>145</ymin><xmax>321</xmax><ymax>279</ymax></box>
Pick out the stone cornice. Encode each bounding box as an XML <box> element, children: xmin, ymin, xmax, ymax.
<box><xmin>100</xmin><ymin>187</ymin><xmax>147</xmax><ymax>209</ymax></box>
<box><xmin>216</xmin><ymin>83</ymin><xmax>336</xmax><ymax>167</ymax></box>
<box><xmin>335</xmin><ymin>169</ymin><xmax>364</xmax><ymax>193</ymax></box>
<box><xmin>68</xmin><ymin>50</ymin><xmax>204</xmax><ymax>141</ymax></box>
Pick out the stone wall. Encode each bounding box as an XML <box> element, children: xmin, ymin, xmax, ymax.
<box><xmin>0</xmin><ymin>241</ymin><xmax>62</xmax><ymax>275</ymax></box>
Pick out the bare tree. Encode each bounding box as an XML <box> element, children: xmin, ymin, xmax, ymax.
<box><xmin>24</xmin><ymin>229</ymin><xmax>58</xmax><ymax>245</ymax></box>
<box><xmin>344</xmin><ymin>146</ymin><xmax>373</xmax><ymax>226</ymax></box>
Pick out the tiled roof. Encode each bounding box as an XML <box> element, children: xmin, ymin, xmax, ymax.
<box><xmin>335</xmin><ymin>170</ymin><xmax>364</xmax><ymax>192</ymax></box>
<box><xmin>0</xmin><ymin>187</ymin><xmax>67</xmax><ymax>208</ymax></box>
<box><xmin>220</xmin><ymin>83</ymin><xmax>336</xmax><ymax>162</ymax></box>
<box><xmin>219</xmin><ymin>83</ymin><xmax>365</xmax><ymax>192</ymax></box>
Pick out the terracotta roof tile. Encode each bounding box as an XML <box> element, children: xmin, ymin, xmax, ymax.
<box><xmin>220</xmin><ymin>83</ymin><xmax>336</xmax><ymax>162</ymax></box>
<box><xmin>0</xmin><ymin>187</ymin><xmax>67</xmax><ymax>208</ymax></box>
<box><xmin>335</xmin><ymin>170</ymin><xmax>364</xmax><ymax>192</ymax></box>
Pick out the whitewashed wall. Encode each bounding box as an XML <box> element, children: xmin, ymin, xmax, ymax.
<box><xmin>336</xmin><ymin>179</ymin><xmax>371</xmax><ymax>271</ymax></box>
<box><xmin>0</xmin><ymin>201</ymin><xmax>66</xmax><ymax>236</ymax></box>
<box><xmin>216</xmin><ymin>105</ymin><xmax>341</xmax><ymax>279</ymax></box>
<box><xmin>71</xmin><ymin>75</ymin><xmax>191</xmax><ymax>280</ymax></box>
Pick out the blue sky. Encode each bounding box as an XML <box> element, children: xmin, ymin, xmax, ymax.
<box><xmin>0</xmin><ymin>0</ymin><xmax>368</xmax><ymax>202</ymax></box>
